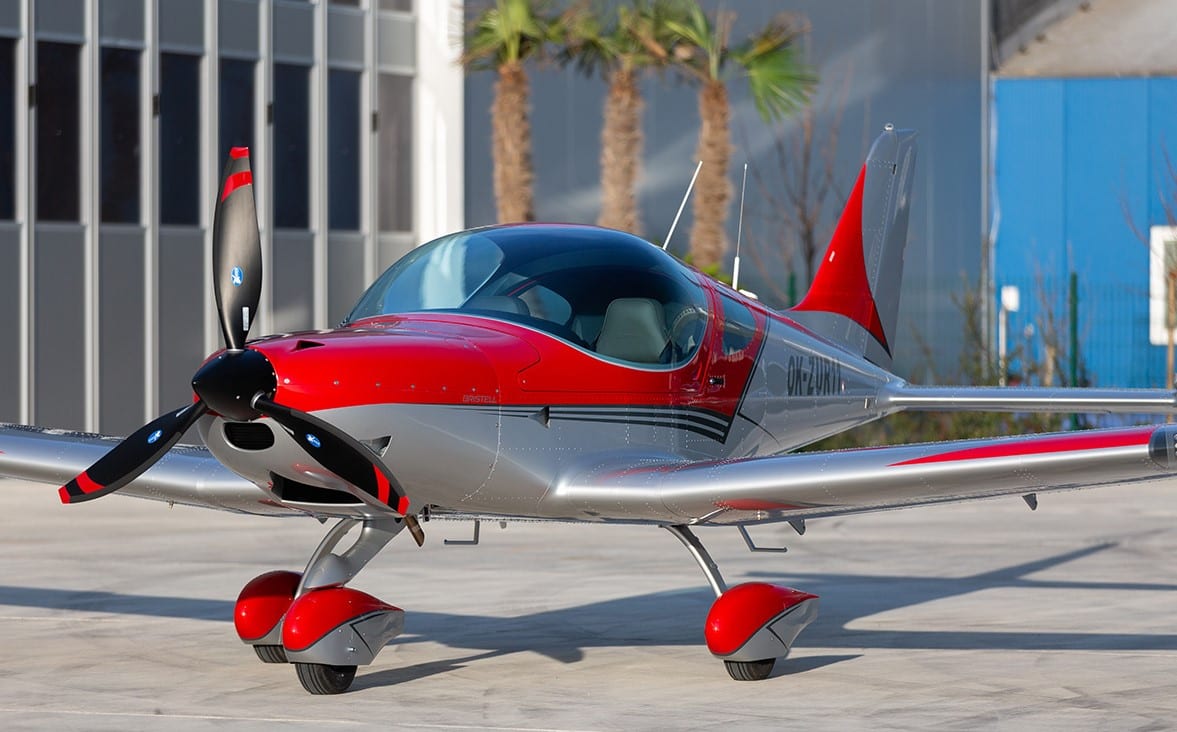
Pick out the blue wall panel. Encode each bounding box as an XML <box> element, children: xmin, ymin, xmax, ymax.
<box><xmin>995</xmin><ymin>77</ymin><xmax>1177</xmax><ymax>388</ymax></box>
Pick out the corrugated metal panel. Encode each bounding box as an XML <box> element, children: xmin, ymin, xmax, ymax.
<box><xmin>0</xmin><ymin>226</ymin><xmax>20</xmax><ymax>422</ymax></box>
<box><xmin>994</xmin><ymin>76</ymin><xmax>1177</xmax><ymax>388</ymax></box>
<box><xmin>98</xmin><ymin>227</ymin><xmax>145</xmax><ymax>436</ymax></box>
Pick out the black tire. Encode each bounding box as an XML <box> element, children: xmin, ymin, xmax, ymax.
<box><xmin>724</xmin><ymin>658</ymin><xmax>775</xmax><ymax>681</ymax></box>
<box><xmin>253</xmin><ymin>645</ymin><xmax>287</xmax><ymax>664</ymax></box>
<box><xmin>295</xmin><ymin>662</ymin><xmax>358</xmax><ymax>694</ymax></box>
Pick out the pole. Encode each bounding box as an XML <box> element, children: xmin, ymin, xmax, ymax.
<box><xmin>998</xmin><ymin>304</ymin><xmax>1008</xmax><ymax>387</ymax></box>
<box><xmin>1068</xmin><ymin>272</ymin><xmax>1078</xmax><ymax>388</ymax></box>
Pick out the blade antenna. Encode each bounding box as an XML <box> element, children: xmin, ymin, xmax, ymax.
<box><xmin>732</xmin><ymin>162</ymin><xmax>748</xmax><ymax>291</ymax></box>
<box><xmin>663</xmin><ymin>160</ymin><xmax>702</xmax><ymax>252</ymax></box>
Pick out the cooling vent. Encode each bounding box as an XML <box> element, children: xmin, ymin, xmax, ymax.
<box><xmin>222</xmin><ymin>421</ymin><xmax>276</xmax><ymax>450</ymax></box>
<box><xmin>270</xmin><ymin>473</ymin><xmax>363</xmax><ymax>505</ymax></box>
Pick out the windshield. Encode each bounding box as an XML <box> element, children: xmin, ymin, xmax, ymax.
<box><xmin>346</xmin><ymin>225</ymin><xmax>710</xmax><ymax>367</ymax></box>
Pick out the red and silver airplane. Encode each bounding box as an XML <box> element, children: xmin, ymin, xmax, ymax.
<box><xmin>3</xmin><ymin>128</ymin><xmax>1177</xmax><ymax>694</ymax></box>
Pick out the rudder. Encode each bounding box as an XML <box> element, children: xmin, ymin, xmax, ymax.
<box><xmin>789</xmin><ymin>125</ymin><xmax>917</xmax><ymax>369</ymax></box>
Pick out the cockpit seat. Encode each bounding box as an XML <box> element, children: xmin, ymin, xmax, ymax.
<box><xmin>465</xmin><ymin>295</ymin><xmax>531</xmax><ymax>315</ymax></box>
<box><xmin>595</xmin><ymin>297</ymin><xmax>670</xmax><ymax>364</ymax></box>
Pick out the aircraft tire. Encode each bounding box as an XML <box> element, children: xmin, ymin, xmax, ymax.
<box><xmin>253</xmin><ymin>644</ymin><xmax>288</xmax><ymax>664</ymax></box>
<box><xmin>295</xmin><ymin>662</ymin><xmax>357</xmax><ymax>694</ymax></box>
<box><xmin>724</xmin><ymin>658</ymin><xmax>775</xmax><ymax>681</ymax></box>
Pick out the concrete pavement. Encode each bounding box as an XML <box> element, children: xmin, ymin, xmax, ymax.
<box><xmin>2</xmin><ymin>478</ymin><xmax>1177</xmax><ymax>730</ymax></box>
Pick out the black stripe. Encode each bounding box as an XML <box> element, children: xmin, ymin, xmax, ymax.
<box><xmin>547</xmin><ymin>415</ymin><xmax>726</xmax><ymax>440</ymax></box>
<box><xmin>446</xmin><ymin>403</ymin><xmax>734</xmax><ymax>441</ymax></box>
<box><xmin>554</xmin><ymin>408</ymin><xmax>729</xmax><ymax>432</ymax></box>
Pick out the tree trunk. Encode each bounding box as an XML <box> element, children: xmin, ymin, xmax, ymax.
<box><xmin>689</xmin><ymin>80</ymin><xmax>732</xmax><ymax>271</ymax></box>
<box><xmin>598</xmin><ymin>67</ymin><xmax>642</xmax><ymax>234</ymax></box>
<box><xmin>492</xmin><ymin>62</ymin><xmax>535</xmax><ymax>223</ymax></box>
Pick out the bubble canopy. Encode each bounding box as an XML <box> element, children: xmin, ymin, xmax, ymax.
<box><xmin>345</xmin><ymin>224</ymin><xmax>711</xmax><ymax>366</ymax></box>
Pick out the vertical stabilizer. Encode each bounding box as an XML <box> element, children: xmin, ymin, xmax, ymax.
<box><xmin>789</xmin><ymin>126</ymin><xmax>917</xmax><ymax>369</ymax></box>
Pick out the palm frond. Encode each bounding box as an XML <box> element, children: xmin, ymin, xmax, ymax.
<box><xmin>733</xmin><ymin>14</ymin><xmax>815</xmax><ymax>122</ymax></box>
<box><xmin>461</xmin><ymin>0</ymin><xmax>555</xmax><ymax>70</ymax></box>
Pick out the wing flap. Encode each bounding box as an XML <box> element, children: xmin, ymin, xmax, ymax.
<box><xmin>553</xmin><ymin>426</ymin><xmax>1177</xmax><ymax>524</ymax></box>
<box><xmin>0</xmin><ymin>423</ymin><xmax>288</xmax><ymax>515</ymax></box>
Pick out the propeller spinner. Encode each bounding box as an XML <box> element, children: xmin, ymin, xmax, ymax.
<box><xmin>60</xmin><ymin>149</ymin><xmax>411</xmax><ymax>519</ymax></box>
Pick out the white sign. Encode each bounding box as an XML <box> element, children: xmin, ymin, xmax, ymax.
<box><xmin>1149</xmin><ymin>225</ymin><xmax>1177</xmax><ymax>345</ymax></box>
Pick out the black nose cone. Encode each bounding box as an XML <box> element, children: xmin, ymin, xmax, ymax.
<box><xmin>191</xmin><ymin>349</ymin><xmax>276</xmax><ymax>421</ymax></box>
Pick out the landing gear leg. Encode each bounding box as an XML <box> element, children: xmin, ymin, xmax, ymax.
<box><xmin>664</xmin><ymin>524</ymin><xmax>819</xmax><ymax>681</ymax></box>
<box><xmin>235</xmin><ymin>517</ymin><xmax>411</xmax><ymax>694</ymax></box>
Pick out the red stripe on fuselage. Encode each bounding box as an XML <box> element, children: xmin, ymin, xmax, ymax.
<box><xmin>254</xmin><ymin>309</ymin><xmax>764</xmax><ymax>421</ymax></box>
<box><xmin>890</xmin><ymin>427</ymin><xmax>1152</xmax><ymax>467</ymax></box>
<box><xmin>221</xmin><ymin>171</ymin><xmax>252</xmax><ymax>201</ymax></box>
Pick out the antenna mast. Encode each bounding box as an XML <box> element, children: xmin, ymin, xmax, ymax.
<box><xmin>663</xmin><ymin>160</ymin><xmax>702</xmax><ymax>251</ymax></box>
<box><xmin>732</xmin><ymin>162</ymin><xmax>748</xmax><ymax>291</ymax></box>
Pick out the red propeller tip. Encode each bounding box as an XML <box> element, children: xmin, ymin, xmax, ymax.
<box><xmin>230</xmin><ymin>146</ymin><xmax>250</xmax><ymax>159</ymax></box>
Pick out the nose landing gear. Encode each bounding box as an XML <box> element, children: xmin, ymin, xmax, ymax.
<box><xmin>233</xmin><ymin>516</ymin><xmax>409</xmax><ymax>694</ymax></box>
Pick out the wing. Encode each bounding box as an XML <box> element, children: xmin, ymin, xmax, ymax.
<box><xmin>552</xmin><ymin>425</ymin><xmax>1177</xmax><ymax>525</ymax></box>
<box><xmin>0</xmin><ymin>423</ymin><xmax>294</xmax><ymax>515</ymax></box>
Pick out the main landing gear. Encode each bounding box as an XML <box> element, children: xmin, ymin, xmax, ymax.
<box><xmin>664</xmin><ymin>525</ymin><xmax>819</xmax><ymax>681</ymax></box>
<box><xmin>234</xmin><ymin>517</ymin><xmax>408</xmax><ymax>694</ymax></box>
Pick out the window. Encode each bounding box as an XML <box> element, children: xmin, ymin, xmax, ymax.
<box><xmin>100</xmin><ymin>48</ymin><xmax>141</xmax><ymax>224</ymax></box>
<box><xmin>377</xmin><ymin>73</ymin><xmax>412</xmax><ymax>232</ymax></box>
<box><xmin>347</xmin><ymin>226</ymin><xmax>709</xmax><ymax>366</ymax></box>
<box><xmin>379</xmin><ymin>0</ymin><xmax>412</xmax><ymax>11</ymax></box>
<box><xmin>159</xmin><ymin>52</ymin><xmax>200</xmax><ymax>225</ymax></box>
<box><xmin>328</xmin><ymin>68</ymin><xmax>360</xmax><ymax>230</ymax></box>
<box><xmin>719</xmin><ymin>294</ymin><xmax>757</xmax><ymax>355</ymax></box>
<box><xmin>0</xmin><ymin>37</ymin><xmax>15</xmax><ymax>220</ymax></box>
<box><xmin>219</xmin><ymin>58</ymin><xmax>255</xmax><ymax>165</ymax></box>
<box><xmin>273</xmin><ymin>63</ymin><xmax>309</xmax><ymax>228</ymax></box>
<box><xmin>36</xmin><ymin>42</ymin><xmax>81</xmax><ymax>221</ymax></box>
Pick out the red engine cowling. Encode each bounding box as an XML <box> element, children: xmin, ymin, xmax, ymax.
<box><xmin>234</xmin><ymin>570</ymin><xmax>301</xmax><ymax>645</ymax></box>
<box><xmin>705</xmin><ymin>582</ymin><xmax>819</xmax><ymax>662</ymax></box>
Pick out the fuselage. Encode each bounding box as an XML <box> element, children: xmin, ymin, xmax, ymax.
<box><xmin>198</xmin><ymin>224</ymin><xmax>899</xmax><ymax>521</ymax></box>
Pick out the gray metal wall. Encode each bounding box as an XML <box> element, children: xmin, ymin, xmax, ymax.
<box><xmin>0</xmin><ymin>0</ymin><xmax>423</xmax><ymax>435</ymax></box>
<box><xmin>464</xmin><ymin>1</ymin><xmax>988</xmax><ymax>381</ymax></box>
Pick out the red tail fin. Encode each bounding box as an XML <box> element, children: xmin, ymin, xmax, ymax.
<box><xmin>788</xmin><ymin>127</ymin><xmax>917</xmax><ymax>368</ymax></box>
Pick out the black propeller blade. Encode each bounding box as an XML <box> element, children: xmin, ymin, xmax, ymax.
<box><xmin>211</xmin><ymin>146</ymin><xmax>262</xmax><ymax>351</ymax></box>
<box><xmin>254</xmin><ymin>396</ymin><xmax>410</xmax><ymax>515</ymax></box>
<box><xmin>59</xmin><ymin>401</ymin><xmax>208</xmax><ymax>504</ymax></box>
<box><xmin>59</xmin><ymin>146</ymin><xmax>413</xmax><ymax>524</ymax></box>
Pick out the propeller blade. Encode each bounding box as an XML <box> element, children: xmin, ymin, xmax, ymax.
<box><xmin>253</xmin><ymin>397</ymin><xmax>410</xmax><ymax>515</ymax></box>
<box><xmin>60</xmin><ymin>401</ymin><xmax>209</xmax><ymax>504</ymax></box>
<box><xmin>212</xmin><ymin>146</ymin><xmax>262</xmax><ymax>351</ymax></box>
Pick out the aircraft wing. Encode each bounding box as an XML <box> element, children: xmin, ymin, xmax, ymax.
<box><xmin>553</xmin><ymin>425</ymin><xmax>1177</xmax><ymax>525</ymax></box>
<box><xmin>0</xmin><ymin>423</ymin><xmax>292</xmax><ymax>515</ymax></box>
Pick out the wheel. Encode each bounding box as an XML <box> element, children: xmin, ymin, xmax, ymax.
<box><xmin>295</xmin><ymin>662</ymin><xmax>358</xmax><ymax>694</ymax></box>
<box><xmin>253</xmin><ymin>644</ymin><xmax>287</xmax><ymax>664</ymax></box>
<box><xmin>724</xmin><ymin>658</ymin><xmax>775</xmax><ymax>681</ymax></box>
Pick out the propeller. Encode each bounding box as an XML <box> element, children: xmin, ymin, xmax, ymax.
<box><xmin>60</xmin><ymin>148</ymin><xmax>412</xmax><ymax>522</ymax></box>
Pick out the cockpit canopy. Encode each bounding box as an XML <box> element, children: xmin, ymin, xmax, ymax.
<box><xmin>345</xmin><ymin>224</ymin><xmax>710</xmax><ymax>367</ymax></box>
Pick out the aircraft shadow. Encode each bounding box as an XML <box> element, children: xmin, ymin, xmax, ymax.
<box><xmin>2</xmin><ymin>540</ymin><xmax>1175</xmax><ymax>687</ymax></box>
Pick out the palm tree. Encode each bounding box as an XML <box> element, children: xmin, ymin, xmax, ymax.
<box><xmin>666</xmin><ymin>6</ymin><xmax>815</xmax><ymax>271</ymax></box>
<box><xmin>462</xmin><ymin>0</ymin><xmax>560</xmax><ymax>223</ymax></box>
<box><xmin>561</xmin><ymin>1</ymin><xmax>686</xmax><ymax>234</ymax></box>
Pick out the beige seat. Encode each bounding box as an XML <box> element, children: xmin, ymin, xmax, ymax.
<box><xmin>465</xmin><ymin>295</ymin><xmax>530</xmax><ymax>315</ymax></box>
<box><xmin>595</xmin><ymin>298</ymin><xmax>670</xmax><ymax>364</ymax></box>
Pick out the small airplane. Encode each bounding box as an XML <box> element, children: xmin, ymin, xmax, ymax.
<box><xmin>4</xmin><ymin>128</ymin><xmax>1177</xmax><ymax>695</ymax></box>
